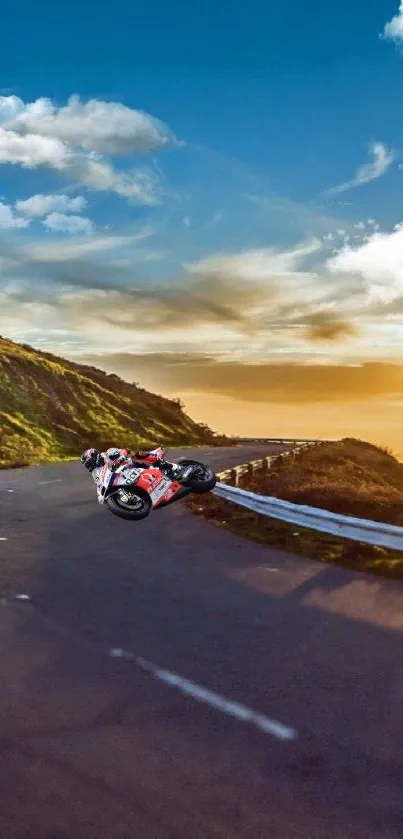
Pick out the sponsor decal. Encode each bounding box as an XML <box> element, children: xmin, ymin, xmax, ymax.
<box><xmin>162</xmin><ymin>486</ymin><xmax>177</xmax><ymax>501</ymax></box>
<box><xmin>150</xmin><ymin>478</ymin><xmax>171</xmax><ymax>504</ymax></box>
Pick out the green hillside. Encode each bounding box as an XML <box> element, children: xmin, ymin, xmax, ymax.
<box><xmin>0</xmin><ymin>336</ymin><xmax>226</xmax><ymax>468</ymax></box>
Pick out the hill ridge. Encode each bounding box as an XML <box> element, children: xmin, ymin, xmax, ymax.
<box><xmin>0</xmin><ymin>336</ymin><xmax>225</xmax><ymax>468</ymax></box>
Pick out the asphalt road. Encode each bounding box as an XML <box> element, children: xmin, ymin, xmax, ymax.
<box><xmin>2</xmin><ymin>444</ymin><xmax>403</xmax><ymax>839</ymax></box>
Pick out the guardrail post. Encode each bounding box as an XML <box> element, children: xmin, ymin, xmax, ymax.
<box><xmin>231</xmin><ymin>468</ymin><xmax>239</xmax><ymax>487</ymax></box>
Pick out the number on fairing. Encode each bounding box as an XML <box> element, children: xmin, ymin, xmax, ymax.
<box><xmin>122</xmin><ymin>468</ymin><xmax>141</xmax><ymax>485</ymax></box>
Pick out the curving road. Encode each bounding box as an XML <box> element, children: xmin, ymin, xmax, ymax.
<box><xmin>1</xmin><ymin>444</ymin><xmax>403</xmax><ymax>838</ymax></box>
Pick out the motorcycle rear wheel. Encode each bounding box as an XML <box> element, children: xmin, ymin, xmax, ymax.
<box><xmin>178</xmin><ymin>460</ymin><xmax>217</xmax><ymax>494</ymax></box>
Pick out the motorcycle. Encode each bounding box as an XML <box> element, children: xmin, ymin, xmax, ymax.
<box><xmin>91</xmin><ymin>447</ymin><xmax>217</xmax><ymax>520</ymax></box>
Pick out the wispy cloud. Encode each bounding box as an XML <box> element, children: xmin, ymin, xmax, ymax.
<box><xmin>205</xmin><ymin>210</ymin><xmax>224</xmax><ymax>229</ymax></box>
<box><xmin>0</xmin><ymin>235</ymin><xmax>361</xmax><ymax>360</ymax></box>
<box><xmin>325</xmin><ymin>143</ymin><xmax>394</xmax><ymax>195</ymax></box>
<box><xmin>246</xmin><ymin>193</ymin><xmax>349</xmax><ymax>238</ymax></box>
<box><xmin>22</xmin><ymin>228</ymin><xmax>153</xmax><ymax>262</ymax></box>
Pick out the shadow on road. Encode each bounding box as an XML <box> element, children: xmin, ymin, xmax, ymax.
<box><xmin>2</xmin><ymin>458</ymin><xmax>403</xmax><ymax>839</ymax></box>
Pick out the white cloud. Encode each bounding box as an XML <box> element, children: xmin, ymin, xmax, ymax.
<box><xmin>0</xmin><ymin>94</ymin><xmax>175</xmax><ymax>154</ymax></box>
<box><xmin>0</xmin><ymin>126</ymin><xmax>68</xmax><ymax>167</ymax></box>
<box><xmin>68</xmin><ymin>157</ymin><xmax>159</xmax><ymax>203</ymax></box>
<box><xmin>24</xmin><ymin>229</ymin><xmax>152</xmax><ymax>262</ymax></box>
<box><xmin>328</xmin><ymin>224</ymin><xmax>403</xmax><ymax>304</ymax></box>
<box><xmin>184</xmin><ymin>239</ymin><xmax>322</xmax><ymax>284</ymax></box>
<box><xmin>42</xmin><ymin>212</ymin><xmax>94</xmax><ymax>235</ymax></box>
<box><xmin>0</xmin><ymin>94</ymin><xmax>172</xmax><ymax>203</ymax></box>
<box><xmin>383</xmin><ymin>2</ymin><xmax>403</xmax><ymax>41</ymax></box>
<box><xmin>16</xmin><ymin>193</ymin><xmax>87</xmax><ymax>217</ymax></box>
<box><xmin>0</xmin><ymin>95</ymin><xmax>25</xmax><ymax>123</ymax></box>
<box><xmin>0</xmin><ymin>201</ymin><xmax>29</xmax><ymax>229</ymax></box>
<box><xmin>325</xmin><ymin>143</ymin><xmax>394</xmax><ymax>195</ymax></box>
<box><xmin>183</xmin><ymin>216</ymin><xmax>191</xmax><ymax>228</ymax></box>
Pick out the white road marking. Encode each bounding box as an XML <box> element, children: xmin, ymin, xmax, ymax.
<box><xmin>108</xmin><ymin>648</ymin><xmax>297</xmax><ymax>741</ymax></box>
<box><xmin>14</xmin><ymin>594</ymin><xmax>31</xmax><ymax>601</ymax></box>
<box><xmin>0</xmin><ymin>537</ymin><xmax>8</xmax><ymax>541</ymax></box>
<box><xmin>38</xmin><ymin>479</ymin><xmax>64</xmax><ymax>485</ymax></box>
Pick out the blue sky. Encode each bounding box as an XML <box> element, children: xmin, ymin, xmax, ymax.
<box><xmin>2</xmin><ymin>0</ymin><xmax>403</xmax><ymax>446</ymax></box>
<box><xmin>1</xmin><ymin>0</ymin><xmax>402</xmax><ymax>238</ymax></box>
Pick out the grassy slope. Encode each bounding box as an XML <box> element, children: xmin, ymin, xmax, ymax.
<box><xmin>0</xmin><ymin>336</ymin><xmax>228</xmax><ymax>468</ymax></box>
<box><xmin>188</xmin><ymin>439</ymin><xmax>403</xmax><ymax>580</ymax></box>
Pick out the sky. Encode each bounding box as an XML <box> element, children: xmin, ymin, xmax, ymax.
<box><xmin>1</xmin><ymin>0</ymin><xmax>403</xmax><ymax>452</ymax></box>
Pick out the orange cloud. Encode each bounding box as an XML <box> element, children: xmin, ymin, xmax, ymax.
<box><xmin>79</xmin><ymin>353</ymin><xmax>403</xmax><ymax>404</ymax></box>
<box><xmin>303</xmin><ymin>312</ymin><xmax>358</xmax><ymax>342</ymax></box>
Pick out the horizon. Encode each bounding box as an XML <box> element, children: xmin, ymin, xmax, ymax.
<box><xmin>1</xmin><ymin>0</ymin><xmax>403</xmax><ymax>453</ymax></box>
<box><xmin>3</xmin><ymin>333</ymin><xmax>403</xmax><ymax>459</ymax></box>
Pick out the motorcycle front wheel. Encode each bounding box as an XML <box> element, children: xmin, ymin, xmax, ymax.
<box><xmin>106</xmin><ymin>489</ymin><xmax>152</xmax><ymax>520</ymax></box>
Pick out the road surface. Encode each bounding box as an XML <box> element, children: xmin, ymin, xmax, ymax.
<box><xmin>1</xmin><ymin>444</ymin><xmax>403</xmax><ymax>838</ymax></box>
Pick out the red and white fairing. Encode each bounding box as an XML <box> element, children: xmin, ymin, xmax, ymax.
<box><xmin>94</xmin><ymin>452</ymin><xmax>183</xmax><ymax>509</ymax></box>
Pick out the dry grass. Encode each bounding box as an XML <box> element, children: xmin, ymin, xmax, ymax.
<box><xmin>187</xmin><ymin>438</ymin><xmax>403</xmax><ymax>580</ymax></box>
<box><xmin>239</xmin><ymin>438</ymin><xmax>403</xmax><ymax>526</ymax></box>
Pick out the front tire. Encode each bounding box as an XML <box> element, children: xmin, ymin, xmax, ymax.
<box><xmin>106</xmin><ymin>490</ymin><xmax>152</xmax><ymax>520</ymax></box>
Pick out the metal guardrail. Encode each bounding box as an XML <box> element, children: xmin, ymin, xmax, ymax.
<box><xmin>215</xmin><ymin>444</ymin><xmax>403</xmax><ymax>551</ymax></box>
<box><xmin>218</xmin><ymin>442</ymin><xmax>318</xmax><ymax>487</ymax></box>
<box><xmin>232</xmin><ymin>437</ymin><xmax>336</xmax><ymax>445</ymax></box>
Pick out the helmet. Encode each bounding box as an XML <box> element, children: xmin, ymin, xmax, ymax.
<box><xmin>80</xmin><ymin>448</ymin><xmax>101</xmax><ymax>471</ymax></box>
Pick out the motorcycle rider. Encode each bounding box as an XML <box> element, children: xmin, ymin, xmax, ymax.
<box><xmin>80</xmin><ymin>446</ymin><xmax>181</xmax><ymax>479</ymax></box>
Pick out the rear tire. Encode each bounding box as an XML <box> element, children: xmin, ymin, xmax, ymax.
<box><xmin>106</xmin><ymin>490</ymin><xmax>152</xmax><ymax>520</ymax></box>
<box><xmin>191</xmin><ymin>468</ymin><xmax>217</xmax><ymax>494</ymax></box>
<box><xmin>177</xmin><ymin>460</ymin><xmax>217</xmax><ymax>494</ymax></box>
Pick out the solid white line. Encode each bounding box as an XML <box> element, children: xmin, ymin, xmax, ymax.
<box><xmin>0</xmin><ymin>537</ymin><xmax>8</xmax><ymax>541</ymax></box>
<box><xmin>38</xmin><ymin>479</ymin><xmax>64</xmax><ymax>485</ymax></box>
<box><xmin>108</xmin><ymin>649</ymin><xmax>297</xmax><ymax>741</ymax></box>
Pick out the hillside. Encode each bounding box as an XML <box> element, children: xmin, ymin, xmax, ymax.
<box><xmin>188</xmin><ymin>439</ymin><xmax>403</xmax><ymax>579</ymax></box>
<box><xmin>0</xmin><ymin>336</ymin><xmax>226</xmax><ymax>468</ymax></box>
<box><xmin>237</xmin><ymin>438</ymin><xmax>403</xmax><ymax>526</ymax></box>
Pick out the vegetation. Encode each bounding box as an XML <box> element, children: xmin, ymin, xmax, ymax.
<box><xmin>0</xmin><ymin>336</ymin><xmax>231</xmax><ymax>468</ymax></box>
<box><xmin>188</xmin><ymin>438</ymin><xmax>403</xmax><ymax>580</ymax></box>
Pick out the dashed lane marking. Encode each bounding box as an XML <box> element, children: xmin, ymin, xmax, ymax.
<box><xmin>109</xmin><ymin>648</ymin><xmax>297</xmax><ymax>741</ymax></box>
